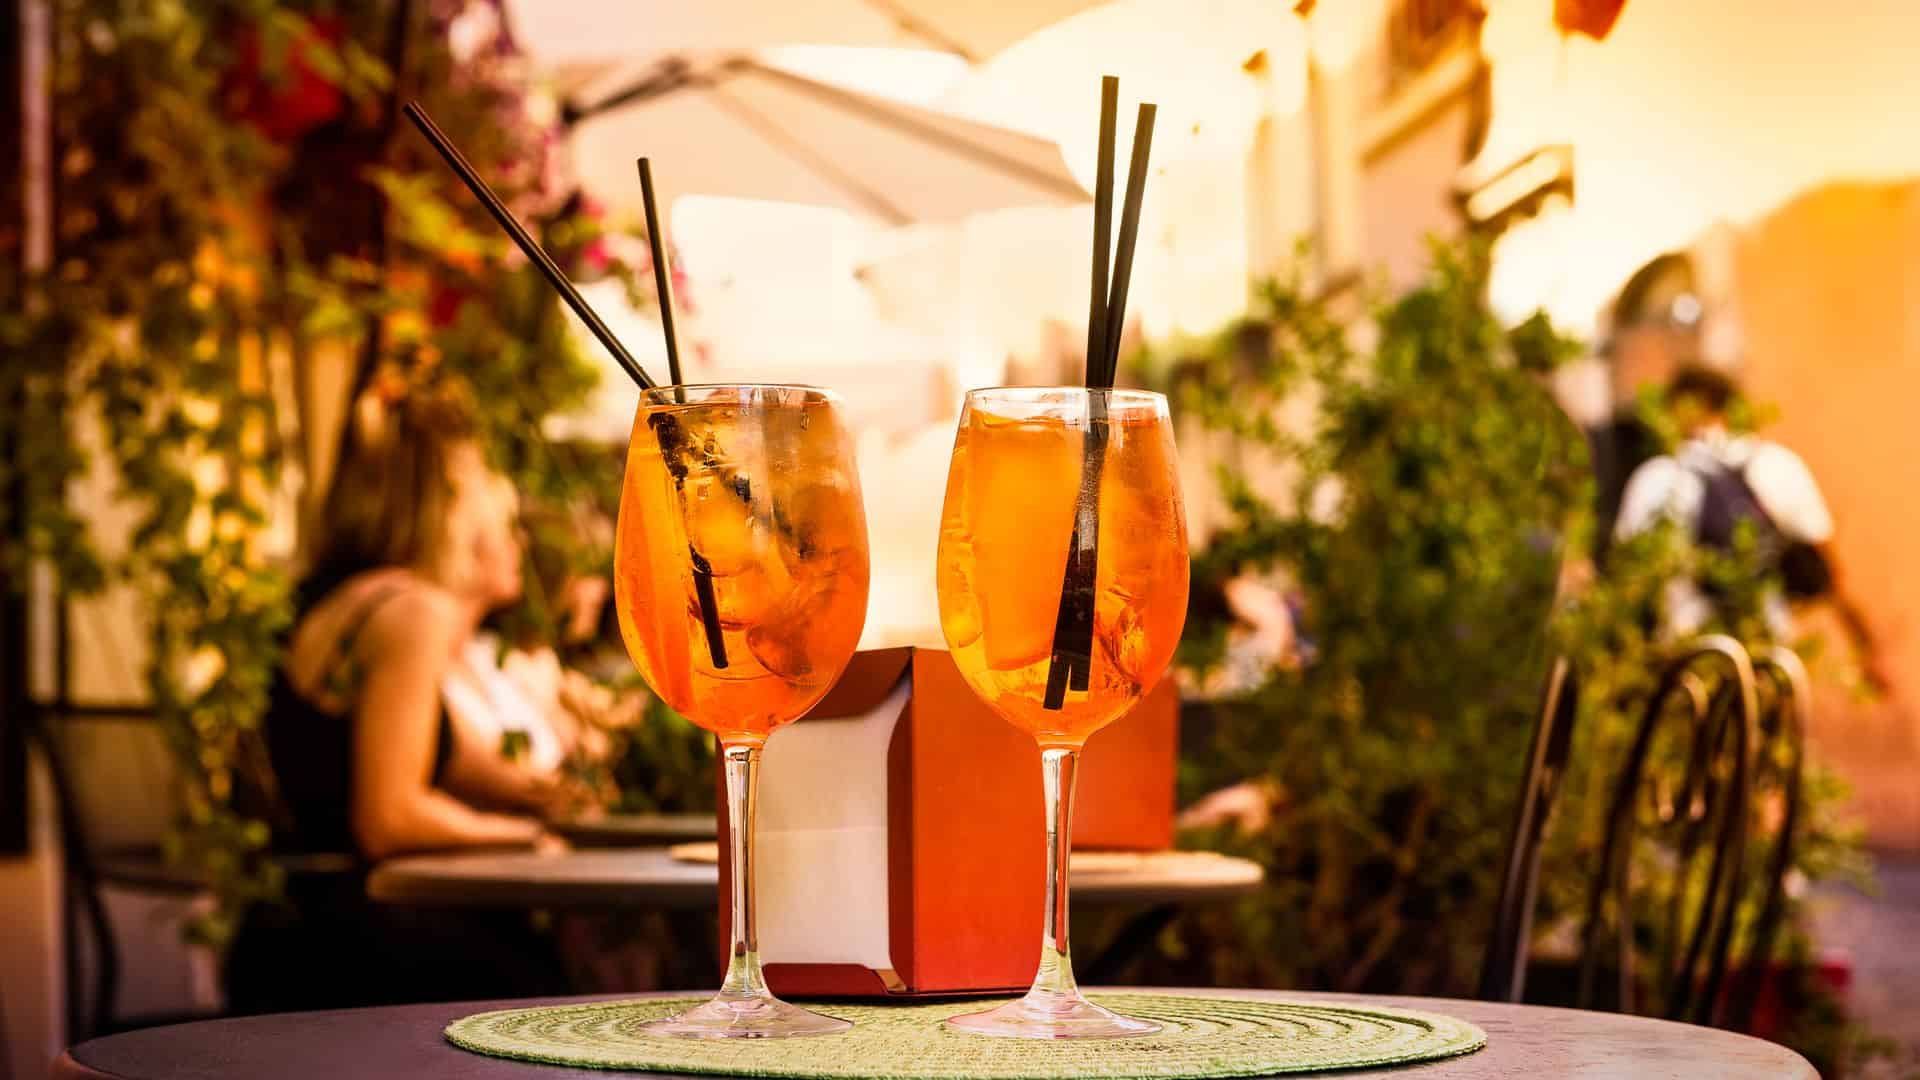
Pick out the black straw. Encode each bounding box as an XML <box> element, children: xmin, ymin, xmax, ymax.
<box><xmin>1083</xmin><ymin>76</ymin><xmax>1118</xmax><ymax>386</ymax></box>
<box><xmin>405</xmin><ymin>103</ymin><xmax>729</xmax><ymax>669</ymax></box>
<box><xmin>402</xmin><ymin>102</ymin><xmax>655</xmax><ymax>391</ymax></box>
<box><xmin>1102</xmin><ymin>104</ymin><xmax>1156</xmax><ymax>385</ymax></box>
<box><xmin>635</xmin><ymin>158</ymin><xmax>685</xmax><ymax>388</ymax></box>
<box><xmin>631</xmin><ymin>161</ymin><xmax>729</xmax><ymax>668</ymax></box>
<box><xmin>1044</xmin><ymin>79</ymin><xmax>1157</xmax><ymax>710</ymax></box>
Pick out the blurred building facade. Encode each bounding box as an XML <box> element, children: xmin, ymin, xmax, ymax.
<box><xmin>1476</xmin><ymin>0</ymin><xmax>1920</xmax><ymax>850</ymax></box>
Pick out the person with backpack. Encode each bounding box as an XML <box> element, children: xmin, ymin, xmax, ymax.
<box><xmin>1614</xmin><ymin>365</ymin><xmax>1889</xmax><ymax>690</ymax></box>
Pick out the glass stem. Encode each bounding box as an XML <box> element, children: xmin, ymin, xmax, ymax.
<box><xmin>719</xmin><ymin>742</ymin><xmax>769</xmax><ymax>999</ymax></box>
<box><xmin>1030</xmin><ymin>746</ymin><xmax>1083</xmax><ymax>1002</ymax></box>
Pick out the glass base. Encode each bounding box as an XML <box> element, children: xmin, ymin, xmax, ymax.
<box><xmin>639</xmin><ymin>993</ymin><xmax>851</xmax><ymax>1040</ymax></box>
<box><xmin>945</xmin><ymin>990</ymin><xmax>1162</xmax><ymax>1040</ymax></box>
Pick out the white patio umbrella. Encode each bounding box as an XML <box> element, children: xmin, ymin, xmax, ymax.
<box><xmin>504</xmin><ymin>0</ymin><xmax>1108</xmax><ymax>66</ymax></box>
<box><xmin>563</xmin><ymin>54</ymin><xmax>1088</xmax><ymax>226</ymax></box>
<box><xmin>939</xmin><ymin>0</ymin><xmax>1308</xmax><ymax>186</ymax></box>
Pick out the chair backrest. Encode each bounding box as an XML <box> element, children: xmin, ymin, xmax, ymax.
<box><xmin>33</xmin><ymin>708</ymin><xmax>247</xmax><ymax>1040</ymax></box>
<box><xmin>1578</xmin><ymin>634</ymin><xmax>1759</xmax><ymax>1025</ymax></box>
<box><xmin>26</xmin><ymin>707</ymin><xmax>123</xmax><ymax>1043</ymax></box>
<box><xmin>1483</xmin><ymin>636</ymin><xmax>1777</xmax><ymax>1028</ymax></box>
<box><xmin>1477</xmin><ymin>655</ymin><xmax>1579</xmax><ymax>1003</ymax></box>
<box><xmin>1726</xmin><ymin>645</ymin><xmax>1810</xmax><ymax>1030</ymax></box>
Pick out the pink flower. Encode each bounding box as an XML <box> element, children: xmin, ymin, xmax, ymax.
<box><xmin>668</xmin><ymin>245</ymin><xmax>695</xmax><ymax>313</ymax></box>
<box><xmin>580</xmin><ymin>236</ymin><xmax>612</xmax><ymax>275</ymax></box>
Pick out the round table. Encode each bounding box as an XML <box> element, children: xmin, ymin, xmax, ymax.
<box><xmin>366</xmin><ymin>848</ymin><xmax>1264</xmax><ymax>910</ymax></box>
<box><xmin>545</xmin><ymin>813</ymin><xmax>717</xmax><ymax>849</ymax></box>
<box><xmin>53</xmin><ymin>988</ymin><xmax>1817</xmax><ymax>1079</ymax></box>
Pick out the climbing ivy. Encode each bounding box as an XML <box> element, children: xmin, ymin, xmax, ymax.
<box><xmin>3</xmin><ymin>0</ymin><xmax>657</xmax><ymax>944</ymax></box>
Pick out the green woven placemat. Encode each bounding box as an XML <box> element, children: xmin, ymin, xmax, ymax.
<box><xmin>445</xmin><ymin>993</ymin><xmax>1486</xmax><ymax>1078</ymax></box>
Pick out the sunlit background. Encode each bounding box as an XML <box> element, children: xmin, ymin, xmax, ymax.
<box><xmin>10</xmin><ymin>0</ymin><xmax>1920</xmax><ymax>1074</ymax></box>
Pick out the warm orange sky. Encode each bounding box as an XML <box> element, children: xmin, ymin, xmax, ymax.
<box><xmin>1482</xmin><ymin>0</ymin><xmax>1920</xmax><ymax>334</ymax></box>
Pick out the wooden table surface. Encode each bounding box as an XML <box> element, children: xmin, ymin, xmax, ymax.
<box><xmin>365</xmin><ymin>848</ymin><xmax>1265</xmax><ymax>910</ymax></box>
<box><xmin>54</xmin><ymin>988</ymin><xmax>1817</xmax><ymax>1079</ymax></box>
<box><xmin>545</xmin><ymin>813</ymin><xmax>718</xmax><ymax>849</ymax></box>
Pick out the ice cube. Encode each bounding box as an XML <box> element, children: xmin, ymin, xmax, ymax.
<box><xmin>1095</xmin><ymin>584</ymin><xmax>1152</xmax><ymax>688</ymax></box>
<box><xmin>682</xmin><ymin>473</ymin><xmax>762</xmax><ymax>576</ymax></box>
<box><xmin>763</xmin><ymin>397</ymin><xmax>847</xmax><ymax>472</ymax></box>
<box><xmin>963</xmin><ymin>418</ymin><xmax>1079</xmax><ymax>672</ymax></box>
<box><xmin>935</xmin><ymin>526</ymin><xmax>984</xmax><ymax>651</ymax></box>
<box><xmin>709</xmin><ymin>554</ymin><xmax>791</xmax><ymax>630</ymax></box>
<box><xmin>775</xmin><ymin>478</ymin><xmax>862</xmax><ymax>566</ymax></box>
<box><xmin>745</xmin><ymin>562</ymin><xmax>862</xmax><ymax>683</ymax></box>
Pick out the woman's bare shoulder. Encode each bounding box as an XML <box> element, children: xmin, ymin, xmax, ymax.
<box><xmin>352</xmin><ymin>576</ymin><xmax>465</xmax><ymax>658</ymax></box>
<box><xmin>292</xmin><ymin>570</ymin><xmax>462</xmax><ymax>669</ymax></box>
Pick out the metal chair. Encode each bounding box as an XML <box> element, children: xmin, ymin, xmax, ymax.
<box><xmin>27</xmin><ymin>708</ymin><xmax>221</xmax><ymax>1041</ymax></box>
<box><xmin>29</xmin><ymin>706</ymin><xmax>126</xmax><ymax>1043</ymax></box>
<box><xmin>1477</xmin><ymin>655</ymin><xmax>1579</xmax><ymax>1003</ymax></box>
<box><xmin>1579</xmin><ymin>634</ymin><xmax>1759</xmax><ymax>1025</ymax></box>
<box><xmin>1482</xmin><ymin>636</ymin><xmax>1767</xmax><ymax>1027</ymax></box>
<box><xmin>1725</xmin><ymin>645</ymin><xmax>1811</xmax><ymax>1030</ymax></box>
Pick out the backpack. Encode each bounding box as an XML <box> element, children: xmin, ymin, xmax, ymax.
<box><xmin>1688</xmin><ymin>457</ymin><xmax>1832</xmax><ymax>600</ymax></box>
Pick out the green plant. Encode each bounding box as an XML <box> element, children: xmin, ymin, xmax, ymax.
<box><xmin>1144</xmin><ymin>243</ymin><xmax>1864</xmax><ymax>1050</ymax></box>
<box><xmin>606</xmin><ymin>699</ymin><xmax>719</xmax><ymax>814</ymax></box>
<box><xmin>1142</xmin><ymin>244</ymin><xmax>1587</xmax><ymax>993</ymax></box>
<box><xmin>3</xmin><ymin>0</ymin><xmax>655</xmax><ymax>944</ymax></box>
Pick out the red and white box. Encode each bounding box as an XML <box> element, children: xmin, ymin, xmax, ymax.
<box><xmin>719</xmin><ymin>646</ymin><xmax>1178</xmax><ymax>997</ymax></box>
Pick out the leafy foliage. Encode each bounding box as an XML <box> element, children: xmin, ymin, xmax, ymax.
<box><xmin>606</xmin><ymin>700</ymin><xmax>719</xmax><ymax>814</ymax></box>
<box><xmin>1138</xmin><ymin>242</ymin><xmax>1863</xmax><ymax>1042</ymax></box>
<box><xmin>4</xmin><ymin>0</ymin><xmax>660</xmax><ymax>944</ymax></box>
<box><xmin>1141</xmin><ymin>245</ymin><xmax>1587</xmax><ymax>992</ymax></box>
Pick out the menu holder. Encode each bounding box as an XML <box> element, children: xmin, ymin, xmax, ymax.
<box><xmin>718</xmin><ymin>647</ymin><xmax>1178</xmax><ymax>997</ymax></box>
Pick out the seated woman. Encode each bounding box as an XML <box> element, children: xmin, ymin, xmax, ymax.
<box><xmin>227</xmin><ymin>379</ymin><xmax>568</xmax><ymax>1012</ymax></box>
<box><xmin>444</xmin><ymin>502</ymin><xmax>637</xmax><ymax>816</ymax></box>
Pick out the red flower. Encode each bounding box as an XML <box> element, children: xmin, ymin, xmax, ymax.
<box><xmin>224</xmin><ymin>15</ymin><xmax>347</xmax><ymax>144</ymax></box>
<box><xmin>428</xmin><ymin>283</ymin><xmax>473</xmax><ymax>328</ymax></box>
<box><xmin>1554</xmin><ymin>0</ymin><xmax>1628</xmax><ymax>40</ymax></box>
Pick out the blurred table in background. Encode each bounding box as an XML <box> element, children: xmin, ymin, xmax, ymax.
<box><xmin>366</xmin><ymin>847</ymin><xmax>1260</xmax><ymax>910</ymax></box>
<box><xmin>368</xmin><ymin>849</ymin><xmax>715</xmax><ymax>911</ymax></box>
<box><xmin>545</xmin><ymin>813</ymin><xmax>717</xmax><ymax>849</ymax></box>
<box><xmin>366</xmin><ymin>846</ymin><xmax>1262</xmax><ymax>984</ymax></box>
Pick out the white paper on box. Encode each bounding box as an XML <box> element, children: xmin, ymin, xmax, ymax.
<box><xmin>753</xmin><ymin>676</ymin><xmax>910</xmax><ymax>968</ymax></box>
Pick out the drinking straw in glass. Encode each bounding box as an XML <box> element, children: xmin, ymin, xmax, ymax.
<box><xmin>614</xmin><ymin>384</ymin><xmax>870</xmax><ymax>1038</ymax></box>
<box><xmin>935</xmin><ymin>386</ymin><xmax>1188</xmax><ymax>1038</ymax></box>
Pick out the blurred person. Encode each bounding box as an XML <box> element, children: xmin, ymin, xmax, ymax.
<box><xmin>1614</xmin><ymin>365</ymin><xmax>1888</xmax><ymax>689</ymax></box>
<box><xmin>464</xmin><ymin>507</ymin><xmax>645</xmax><ymax>814</ymax></box>
<box><xmin>227</xmin><ymin>377</ymin><xmax>568</xmax><ymax>1012</ymax></box>
<box><xmin>1590</xmin><ymin>253</ymin><xmax>1702</xmax><ymax>550</ymax></box>
<box><xmin>1176</xmin><ymin>566</ymin><xmax>1303</xmax><ymax>836</ymax></box>
<box><xmin>273</xmin><ymin>379</ymin><xmax>556</xmax><ymax>848</ymax></box>
<box><xmin>441</xmin><ymin>627</ymin><xmax>585</xmax><ymax>813</ymax></box>
<box><xmin>448</xmin><ymin>503</ymin><xmax>614</xmax><ymax>812</ymax></box>
<box><xmin>1181</xmin><ymin>570</ymin><xmax>1303</xmax><ymax>699</ymax></box>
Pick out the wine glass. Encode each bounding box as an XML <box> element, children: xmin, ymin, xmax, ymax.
<box><xmin>613</xmin><ymin>384</ymin><xmax>870</xmax><ymax>1038</ymax></box>
<box><xmin>935</xmin><ymin>387</ymin><xmax>1188</xmax><ymax>1038</ymax></box>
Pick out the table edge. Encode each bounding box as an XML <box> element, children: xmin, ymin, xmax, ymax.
<box><xmin>64</xmin><ymin>987</ymin><xmax>1818</xmax><ymax>1080</ymax></box>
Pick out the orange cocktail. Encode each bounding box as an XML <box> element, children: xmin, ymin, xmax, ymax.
<box><xmin>615</xmin><ymin>387</ymin><xmax>869</xmax><ymax>744</ymax></box>
<box><xmin>937</xmin><ymin>390</ymin><xmax>1187</xmax><ymax>746</ymax></box>
<box><xmin>613</xmin><ymin>384</ymin><xmax>868</xmax><ymax>1040</ymax></box>
<box><xmin>935</xmin><ymin>386</ymin><xmax>1187</xmax><ymax>1040</ymax></box>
